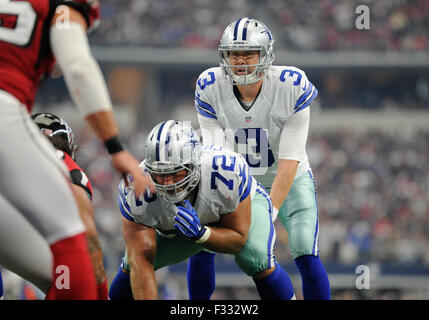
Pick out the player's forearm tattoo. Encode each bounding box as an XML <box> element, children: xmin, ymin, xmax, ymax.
<box><xmin>87</xmin><ymin>235</ymin><xmax>102</xmax><ymax>253</ymax></box>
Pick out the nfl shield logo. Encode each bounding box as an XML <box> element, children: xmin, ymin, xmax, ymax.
<box><xmin>245</xmin><ymin>116</ymin><xmax>252</xmax><ymax>123</ymax></box>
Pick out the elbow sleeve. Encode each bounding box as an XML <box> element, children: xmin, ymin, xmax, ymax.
<box><xmin>50</xmin><ymin>22</ymin><xmax>113</xmax><ymax>117</ymax></box>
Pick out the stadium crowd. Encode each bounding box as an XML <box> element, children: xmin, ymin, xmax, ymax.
<box><xmin>90</xmin><ymin>0</ymin><xmax>429</xmax><ymax>51</ymax></box>
<box><xmin>279</xmin><ymin>129</ymin><xmax>429</xmax><ymax>268</ymax></box>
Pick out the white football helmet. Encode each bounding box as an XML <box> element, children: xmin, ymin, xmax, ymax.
<box><xmin>219</xmin><ymin>17</ymin><xmax>275</xmax><ymax>85</ymax></box>
<box><xmin>144</xmin><ymin>120</ymin><xmax>201</xmax><ymax>203</ymax></box>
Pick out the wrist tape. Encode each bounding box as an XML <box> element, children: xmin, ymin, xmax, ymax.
<box><xmin>195</xmin><ymin>227</ymin><xmax>211</xmax><ymax>244</ymax></box>
<box><xmin>104</xmin><ymin>135</ymin><xmax>124</xmax><ymax>154</ymax></box>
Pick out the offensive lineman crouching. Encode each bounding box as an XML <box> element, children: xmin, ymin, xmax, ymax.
<box><xmin>108</xmin><ymin>120</ymin><xmax>296</xmax><ymax>300</ymax></box>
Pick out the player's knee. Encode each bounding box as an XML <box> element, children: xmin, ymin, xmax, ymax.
<box><xmin>234</xmin><ymin>252</ymin><xmax>268</xmax><ymax>277</ymax></box>
<box><xmin>252</xmin><ymin>265</ymin><xmax>276</xmax><ymax>280</ymax></box>
<box><xmin>289</xmin><ymin>222</ymin><xmax>316</xmax><ymax>258</ymax></box>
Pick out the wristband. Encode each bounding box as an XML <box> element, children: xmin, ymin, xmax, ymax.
<box><xmin>104</xmin><ymin>135</ymin><xmax>124</xmax><ymax>154</ymax></box>
<box><xmin>195</xmin><ymin>227</ymin><xmax>211</xmax><ymax>244</ymax></box>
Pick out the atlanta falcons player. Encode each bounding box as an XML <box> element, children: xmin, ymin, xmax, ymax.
<box><xmin>33</xmin><ymin>112</ymin><xmax>109</xmax><ymax>299</ymax></box>
<box><xmin>0</xmin><ymin>0</ymin><xmax>154</xmax><ymax>299</ymax></box>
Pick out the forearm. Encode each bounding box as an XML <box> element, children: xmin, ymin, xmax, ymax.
<box><xmin>85</xmin><ymin>111</ymin><xmax>119</xmax><ymax>142</ymax></box>
<box><xmin>175</xmin><ymin>199</ymin><xmax>250</xmax><ymax>254</ymax></box>
<box><xmin>129</xmin><ymin>256</ymin><xmax>158</xmax><ymax>300</ymax></box>
<box><xmin>270</xmin><ymin>159</ymin><xmax>298</xmax><ymax>210</ymax></box>
<box><xmin>122</xmin><ymin>219</ymin><xmax>158</xmax><ymax>300</ymax></box>
<box><xmin>87</xmin><ymin>234</ymin><xmax>106</xmax><ymax>285</ymax></box>
<box><xmin>201</xmin><ymin>226</ymin><xmax>247</xmax><ymax>254</ymax></box>
<box><xmin>71</xmin><ymin>184</ymin><xmax>107</xmax><ymax>284</ymax></box>
<box><xmin>82</xmin><ymin>212</ymin><xmax>106</xmax><ymax>284</ymax></box>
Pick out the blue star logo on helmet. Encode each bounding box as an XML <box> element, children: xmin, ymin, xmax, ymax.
<box><xmin>261</xmin><ymin>29</ymin><xmax>272</xmax><ymax>41</ymax></box>
<box><xmin>183</xmin><ymin>128</ymin><xmax>199</xmax><ymax>147</ymax></box>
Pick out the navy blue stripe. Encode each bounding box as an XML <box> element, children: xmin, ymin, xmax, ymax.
<box><xmin>118</xmin><ymin>197</ymin><xmax>135</xmax><ymax>222</ymax></box>
<box><xmin>156</xmin><ymin>121</ymin><xmax>168</xmax><ymax>161</ymax></box>
<box><xmin>162</xmin><ymin>121</ymin><xmax>176</xmax><ymax>161</ymax></box>
<box><xmin>308</xmin><ymin>170</ymin><xmax>319</xmax><ymax>255</ymax></box>
<box><xmin>294</xmin><ymin>82</ymin><xmax>313</xmax><ymax>110</ymax></box>
<box><xmin>242</xmin><ymin>19</ymin><xmax>250</xmax><ymax>40</ymax></box>
<box><xmin>196</xmin><ymin>104</ymin><xmax>217</xmax><ymax>119</ymax></box>
<box><xmin>294</xmin><ymin>88</ymin><xmax>318</xmax><ymax>114</ymax></box>
<box><xmin>195</xmin><ymin>96</ymin><xmax>216</xmax><ymax>114</ymax></box>
<box><xmin>239</xmin><ymin>167</ymin><xmax>253</xmax><ymax>202</ymax></box>
<box><xmin>233</xmin><ymin>18</ymin><xmax>242</xmax><ymax>41</ymax></box>
<box><xmin>119</xmin><ymin>190</ymin><xmax>132</xmax><ymax>213</ymax></box>
<box><xmin>238</xmin><ymin>163</ymin><xmax>247</xmax><ymax>199</ymax></box>
<box><xmin>256</xmin><ymin>186</ymin><xmax>275</xmax><ymax>268</ymax></box>
<box><xmin>195</xmin><ymin>96</ymin><xmax>217</xmax><ymax>119</ymax></box>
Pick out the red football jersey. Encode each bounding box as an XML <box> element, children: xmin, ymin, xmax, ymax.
<box><xmin>60</xmin><ymin>150</ymin><xmax>94</xmax><ymax>201</ymax></box>
<box><xmin>0</xmin><ymin>0</ymin><xmax>100</xmax><ymax>112</ymax></box>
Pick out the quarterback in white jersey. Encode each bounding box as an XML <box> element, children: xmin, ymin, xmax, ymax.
<box><xmin>196</xmin><ymin>65</ymin><xmax>314</xmax><ymax>187</ymax></box>
<box><xmin>191</xmin><ymin>17</ymin><xmax>331</xmax><ymax>300</ymax></box>
<box><xmin>108</xmin><ymin>120</ymin><xmax>296</xmax><ymax>300</ymax></box>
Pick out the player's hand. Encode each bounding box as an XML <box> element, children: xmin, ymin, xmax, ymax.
<box><xmin>174</xmin><ymin>200</ymin><xmax>208</xmax><ymax>242</ymax></box>
<box><xmin>111</xmin><ymin>150</ymin><xmax>155</xmax><ymax>198</ymax></box>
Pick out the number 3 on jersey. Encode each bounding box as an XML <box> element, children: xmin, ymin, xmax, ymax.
<box><xmin>197</xmin><ymin>72</ymin><xmax>215</xmax><ymax>90</ymax></box>
<box><xmin>0</xmin><ymin>0</ymin><xmax>37</xmax><ymax>46</ymax></box>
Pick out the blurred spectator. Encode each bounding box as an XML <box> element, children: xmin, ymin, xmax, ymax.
<box><xmin>89</xmin><ymin>0</ymin><xmax>429</xmax><ymax>52</ymax></box>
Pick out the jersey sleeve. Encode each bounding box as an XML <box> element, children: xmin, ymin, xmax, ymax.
<box><xmin>279</xmin><ymin>66</ymin><xmax>318</xmax><ymax>115</ymax></box>
<box><xmin>70</xmin><ymin>169</ymin><xmax>93</xmax><ymax>200</ymax></box>
<box><xmin>198</xmin><ymin>114</ymin><xmax>228</xmax><ymax>147</ymax></box>
<box><xmin>118</xmin><ymin>179</ymin><xmax>153</xmax><ymax>226</ymax></box>
<box><xmin>278</xmin><ymin>107</ymin><xmax>310</xmax><ymax>161</ymax></box>
<box><xmin>58</xmin><ymin>0</ymin><xmax>100</xmax><ymax>32</ymax></box>
<box><xmin>209</xmin><ymin>150</ymin><xmax>254</xmax><ymax>215</ymax></box>
<box><xmin>194</xmin><ymin>69</ymin><xmax>218</xmax><ymax>120</ymax></box>
<box><xmin>60</xmin><ymin>151</ymin><xmax>93</xmax><ymax>200</ymax></box>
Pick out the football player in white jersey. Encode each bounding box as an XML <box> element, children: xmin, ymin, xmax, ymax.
<box><xmin>190</xmin><ymin>18</ymin><xmax>331</xmax><ymax>300</ymax></box>
<box><xmin>108</xmin><ymin>120</ymin><xmax>296</xmax><ymax>300</ymax></box>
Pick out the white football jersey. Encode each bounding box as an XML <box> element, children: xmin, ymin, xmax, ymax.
<box><xmin>118</xmin><ymin>145</ymin><xmax>257</xmax><ymax>236</ymax></box>
<box><xmin>195</xmin><ymin>66</ymin><xmax>317</xmax><ymax>188</ymax></box>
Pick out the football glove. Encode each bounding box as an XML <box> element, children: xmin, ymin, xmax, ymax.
<box><xmin>174</xmin><ymin>200</ymin><xmax>210</xmax><ymax>243</ymax></box>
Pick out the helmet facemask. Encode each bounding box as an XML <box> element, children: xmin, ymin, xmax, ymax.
<box><xmin>219</xmin><ymin>46</ymin><xmax>273</xmax><ymax>85</ymax></box>
<box><xmin>144</xmin><ymin>162</ymin><xmax>200</xmax><ymax>204</ymax></box>
<box><xmin>144</xmin><ymin>120</ymin><xmax>201</xmax><ymax>204</ymax></box>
